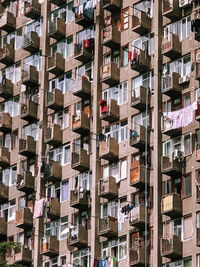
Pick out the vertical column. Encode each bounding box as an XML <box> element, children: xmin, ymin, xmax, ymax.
<box><xmin>153</xmin><ymin>0</ymin><xmax>163</xmax><ymax>266</ymax></box>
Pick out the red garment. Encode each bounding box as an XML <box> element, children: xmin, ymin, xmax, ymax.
<box><xmin>128</xmin><ymin>51</ymin><xmax>132</xmax><ymax>61</ymax></box>
<box><xmin>100</xmin><ymin>99</ymin><xmax>108</xmax><ymax>113</ymax></box>
<box><xmin>133</xmin><ymin>49</ymin><xmax>139</xmax><ymax>61</ymax></box>
<box><xmin>93</xmin><ymin>259</ymin><xmax>99</xmax><ymax>267</ymax></box>
<box><xmin>84</xmin><ymin>39</ymin><xmax>90</xmax><ymax>48</ymax></box>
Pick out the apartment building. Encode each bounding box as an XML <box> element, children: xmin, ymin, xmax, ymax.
<box><xmin>0</xmin><ymin>0</ymin><xmax>200</xmax><ymax>266</ymax></box>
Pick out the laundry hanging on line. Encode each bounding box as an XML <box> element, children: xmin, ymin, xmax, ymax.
<box><xmin>94</xmin><ymin>256</ymin><xmax>117</xmax><ymax>267</ymax></box>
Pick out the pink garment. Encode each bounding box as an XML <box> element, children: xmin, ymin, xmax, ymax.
<box><xmin>33</xmin><ymin>198</ymin><xmax>45</xmax><ymax>218</ymax></box>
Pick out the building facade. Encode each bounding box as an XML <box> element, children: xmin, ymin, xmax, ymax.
<box><xmin>0</xmin><ymin>0</ymin><xmax>199</xmax><ymax>266</ymax></box>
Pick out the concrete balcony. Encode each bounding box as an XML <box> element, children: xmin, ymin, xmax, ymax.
<box><xmin>19</xmin><ymin>136</ymin><xmax>36</xmax><ymax>158</ymax></box>
<box><xmin>0</xmin><ymin>78</ymin><xmax>13</xmax><ymax>99</ymax></box>
<box><xmin>130</xmin><ymin>161</ymin><xmax>149</xmax><ymax>189</ymax></box>
<box><xmin>41</xmin><ymin>236</ymin><xmax>59</xmax><ymax>257</ymax></box>
<box><xmin>161</xmin><ymin>193</ymin><xmax>182</xmax><ymax>218</ymax></box>
<box><xmin>23</xmin><ymin>31</ymin><xmax>39</xmax><ymax>53</ymax></box>
<box><xmin>68</xmin><ymin>225</ymin><xmax>88</xmax><ymax>248</ymax></box>
<box><xmin>15</xmin><ymin>208</ymin><xmax>33</xmax><ymax>230</ymax></box>
<box><xmin>24</xmin><ymin>0</ymin><xmax>41</xmax><ymax>19</ymax></box>
<box><xmin>72</xmin><ymin>111</ymin><xmax>90</xmax><ymax>135</ymax></box>
<box><xmin>132</xmin><ymin>11</ymin><xmax>151</xmax><ymax>35</ymax></box>
<box><xmin>0</xmin><ymin>218</ymin><xmax>7</xmax><ymax>238</ymax></box>
<box><xmin>21</xmin><ymin>65</ymin><xmax>38</xmax><ymax>88</ymax></box>
<box><xmin>98</xmin><ymin>217</ymin><xmax>118</xmax><ymax>238</ymax></box>
<box><xmin>0</xmin><ymin>112</ymin><xmax>12</xmax><ymax>133</ymax></box>
<box><xmin>102</xmin><ymin>25</ymin><xmax>120</xmax><ymax>49</ymax></box>
<box><xmin>162</xmin><ymin>34</ymin><xmax>181</xmax><ymax>59</ymax></box>
<box><xmin>162</xmin><ymin>72</ymin><xmax>181</xmax><ymax>98</ymax></box>
<box><xmin>43</xmin><ymin>161</ymin><xmax>62</xmax><ymax>183</ymax></box>
<box><xmin>0</xmin><ymin>147</ymin><xmax>10</xmax><ymax>167</ymax></box>
<box><xmin>161</xmin><ymin>116</ymin><xmax>181</xmax><ymax>137</ymax></box>
<box><xmin>20</xmin><ymin>100</ymin><xmax>37</xmax><ymax>122</ymax></box>
<box><xmin>131</xmin><ymin>86</ymin><xmax>150</xmax><ymax>111</ymax></box>
<box><xmin>103</xmin><ymin>0</ymin><xmax>121</xmax><ymax>12</ymax></box>
<box><xmin>74</xmin><ymin>3</ymin><xmax>94</xmax><ymax>27</ymax></box>
<box><xmin>72</xmin><ymin>76</ymin><xmax>91</xmax><ymax>99</ymax></box>
<box><xmin>0</xmin><ymin>44</ymin><xmax>14</xmax><ymax>66</ymax></box>
<box><xmin>74</xmin><ymin>39</ymin><xmax>94</xmax><ymax>63</ymax></box>
<box><xmin>163</xmin><ymin>0</ymin><xmax>180</xmax><ymax>19</ymax></box>
<box><xmin>17</xmin><ymin>171</ymin><xmax>35</xmax><ymax>193</ymax></box>
<box><xmin>161</xmin><ymin>235</ymin><xmax>182</xmax><ymax>259</ymax></box>
<box><xmin>46</xmin><ymin>89</ymin><xmax>63</xmax><ymax>111</ymax></box>
<box><xmin>161</xmin><ymin>155</ymin><xmax>182</xmax><ymax>176</ymax></box>
<box><xmin>130</xmin><ymin>245</ymin><xmax>149</xmax><ymax>266</ymax></box>
<box><xmin>100</xmin><ymin>99</ymin><xmax>119</xmax><ymax>123</ymax></box>
<box><xmin>70</xmin><ymin>189</ymin><xmax>89</xmax><ymax>211</ymax></box>
<box><xmin>47</xmin><ymin>53</ymin><xmax>65</xmax><ymax>75</ymax></box>
<box><xmin>0</xmin><ymin>11</ymin><xmax>15</xmax><ymax>33</ymax></box>
<box><xmin>131</xmin><ymin>49</ymin><xmax>150</xmax><ymax>74</ymax></box>
<box><xmin>129</xmin><ymin>205</ymin><xmax>149</xmax><ymax>230</ymax></box>
<box><xmin>100</xmin><ymin>62</ymin><xmax>120</xmax><ymax>86</ymax></box>
<box><xmin>98</xmin><ymin>177</ymin><xmax>118</xmax><ymax>200</ymax></box>
<box><xmin>71</xmin><ymin>149</ymin><xmax>89</xmax><ymax>172</ymax></box>
<box><xmin>0</xmin><ymin>182</ymin><xmax>8</xmax><ymax>204</ymax></box>
<box><xmin>44</xmin><ymin>124</ymin><xmax>62</xmax><ymax>147</ymax></box>
<box><xmin>47</xmin><ymin>197</ymin><xmax>60</xmax><ymax>220</ymax></box>
<box><xmin>14</xmin><ymin>246</ymin><xmax>32</xmax><ymax>266</ymax></box>
<box><xmin>48</xmin><ymin>18</ymin><xmax>65</xmax><ymax>40</ymax></box>
<box><xmin>130</xmin><ymin>125</ymin><xmax>149</xmax><ymax>150</ymax></box>
<box><xmin>99</xmin><ymin>138</ymin><xmax>119</xmax><ymax>163</ymax></box>
<box><xmin>50</xmin><ymin>0</ymin><xmax>66</xmax><ymax>5</ymax></box>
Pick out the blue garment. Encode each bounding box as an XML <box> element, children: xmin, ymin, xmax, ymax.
<box><xmin>99</xmin><ymin>258</ymin><xmax>107</xmax><ymax>267</ymax></box>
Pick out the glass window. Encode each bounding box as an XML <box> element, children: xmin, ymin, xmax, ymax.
<box><xmin>105</xmin><ymin>120</ymin><xmax>128</xmax><ymax>142</ymax></box>
<box><xmin>122</xmin><ymin>47</ymin><xmax>128</xmax><ymax>66</ymax></box>
<box><xmin>184</xmin><ymin>133</ymin><xmax>192</xmax><ymax>156</ymax></box>
<box><xmin>102</xmin><ymin>81</ymin><xmax>128</xmax><ymax>105</ymax></box>
<box><xmin>120</xmin><ymin>159</ymin><xmax>127</xmax><ymax>180</ymax></box>
<box><xmin>23</xmin><ymin>123</ymin><xmax>38</xmax><ymax>141</ymax></box>
<box><xmin>23</xmin><ymin>52</ymin><xmax>41</xmax><ymax>71</ymax></box>
<box><xmin>183</xmin><ymin>175</ymin><xmax>191</xmax><ymax>198</ymax></box>
<box><xmin>183</xmin><ymin>216</ymin><xmax>192</xmax><ymax>240</ymax></box>
<box><xmin>61</xmin><ymin>180</ymin><xmax>69</xmax><ymax>202</ymax></box>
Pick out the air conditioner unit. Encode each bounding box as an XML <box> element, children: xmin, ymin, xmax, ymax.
<box><xmin>179</xmin><ymin>75</ymin><xmax>190</xmax><ymax>84</ymax></box>
<box><xmin>179</xmin><ymin>0</ymin><xmax>191</xmax><ymax>7</ymax></box>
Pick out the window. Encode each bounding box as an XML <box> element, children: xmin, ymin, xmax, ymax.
<box><xmin>76</xmin><ymin>62</ymin><xmax>93</xmax><ymax>81</ymax></box>
<box><xmin>61</xmin><ymin>180</ymin><xmax>69</xmax><ymax>202</ymax></box>
<box><xmin>166</xmin><ymin>257</ymin><xmax>192</xmax><ymax>267</ymax></box>
<box><xmin>134</xmin><ymin>0</ymin><xmax>153</xmax><ymax>17</ymax></box>
<box><xmin>132</xmin><ymin>71</ymin><xmax>154</xmax><ymax>93</ymax></box>
<box><xmin>47</xmin><ymin>180</ymin><xmax>69</xmax><ymax>203</ymax></box>
<box><xmin>183</xmin><ymin>216</ymin><xmax>192</xmax><ymax>240</ymax></box>
<box><xmin>24</xmin><ymin>19</ymin><xmax>43</xmax><ymax>36</ymax></box>
<box><xmin>183</xmin><ymin>175</ymin><xmax>191</xmax><ymax>198</ymax></box>
<box><xmin>183</xmin><ymin>133</ymin><xmax>192</xmax><ymax>156</ymax></box>
<box><xmin>196</xmin><ymin>88</ymin><xmax>200</xmax><ymax>100</ymax></box>
<box><xmin>73</xmin><ymin>248</ymin><xmax>91</xmax><ymax>267</ymax></box>
<box><xmin>132</xmin><ymin>112</ymin><xmax>149</xmax><ymax>128</ymax></box>
<box><xmin>76</xmin><ymin>27</ymin><xmax>95</xmax><ymax>43</ymax></box>
<box><xmin>105</xmin><ymin>120</ymin><xmax>128</xmax><ymax>142</ymax></box>
<box><xmin>44</xmin><ymin>216</ymin><xmax>68</xmax><ymax>241</ymax></box>
<box><xmin>122</xmin><ymin>46</ymin><xmax>128</xmax><ymax>66</ymax></box>
<box><xmin>102</xmin><ymin>236</ymin><xmax>127</xmax><ymax>261</ymax></box>
<box><xmin>52</xmin><ymin>109</ymin><xmax>70</xmax><ymax>129</ymax></box>
<box><xmin>23</xmin><ymin>123</ymin><xmax>38</xmax><ymax>141</ymax></box>
<box><xmin>2</xmin><ymin>97</ymin><xmax>20</xmax><ymax>117</ymax></box>
<box><xmin>133</xmin><ymin>35</ymin><xmax>154</xmax><ymax>55</ymax></box>
<box><xmin>43</xmin><ymin>255</ymin><xmax>67</xmax><ymax>267</ymax></box>
<box><xmin>51</xmin><ymin>36</ymin><xmax>73</xmax><ymax>58</ymax></box>
<box><xmin>73</xmin><ymin>171</ymin><xmax>91</xmax><ymax>190</ymax></box>
<box><xmin>51</xmin><ymin>2</ymin><xmax>74</xmax><ymax>23</ymax></box>
<box><xmin>121</xmin><ymin>8</ymin><xmax>129</xmax><ymax>31</ymax></box>
<box><xmin>102</xmin><ymin>81</ymin><xmax>128</xmax><ymax>105</ymax></box>
<box><xmin>18</xmin><ymin>196</ymin><xmax>26</xmax><ymax>210</ymax></box>
<box><xmin>101</xmin><ymin>200</ymin><xmax>118</xmax><ymax>218</ymax></box>
<box><xmin>120</xmin><ymin>159</ymin><xmax>127</xmax><ymax>180</ymax></box>
<box><xmin>0</xmin><ymin>200</ymin><xmax>16</xmax><ymax>222</ymax></box>
<box><xmin>0</xmin><ymin>166</ymin><xmax>17</xmax><ymax>187</ymax></box>
<box><xmin>12</xmin><ymin>130</ymin><xmax>18</xmax><ymax>150</ymax></box>
<box><xmin>49</xmin><ymin>144</ymin><xmax>70</xmax><ymax>166</ymax></box>
<box><xmin>103</xmin><ymin>159</ymin><xmax>127</xmax><ymax>182</ymax></box>
<box><xmin>183</xmin><ymin>93</ymin><xmax>191</xmax><ymax>108</ymax></box>
<box><xmin>50</xmin><ymin>71</ymin><xmax>72</xmax><ymax>94</ymax></box>
<box><xmin>23</xmin><ymin>52</ymin><xmax>41</xmax><ymax>71</ymax></box>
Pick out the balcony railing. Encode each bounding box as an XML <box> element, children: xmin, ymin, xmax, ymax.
<box><xmin>19</xmin><ymin>136</ymin><xmax>36</xmax><ymax>158</ymax></box>
<box><xmin>163</xmin><ymin>0</ymin><xmax>180</xmax><ymax>19</ymax></box>
<box><xmin>71</xmin><ymin>149</ymin><xmax>90</xmax><ymax>172</ymax></box>
<box><xmin>21</xmin><ymin>65</ymin><xmax>38</xmax><ymax>88</ymax></box>
<box><xmin>130</xmin><ymin>161</ymin><xmax>149</xmax><ymax>189</ymax></box>
<box><xmin>0</xmin><ymin>182</ymin><xmax>8</xmax><ymax>204</ymax></box>
<box><xmin>161</xmin><ymin>193</ymin><xmax>182</xmax><ymax>218</ymax></box>
<box><xmin>74</xmin><ymin>3</ymin><xmax>94</xmax><ymax>27</ymax></box>
<box><xmin>132</xmin><ymin>10</ymin><xmax>151</xmax><ymax>35</ymax></box>
<box><xmin>99</xmin><ymin>217</ymin><xmax>118</xmax><ymax>238</ymax></box>
<box><xmin>102</xmin><ymin>25</ymin><xmax>120</xmax><ymax>49</ymax></box>
<box><xmin>72</xmin><ymin>111</ymin><xmax>90</xmax><ymax>135</ymax></box>
<box><xmin>46</xmin><ymin>89</ymin><xmax>64</xmax><ymax>111</ymax></box>
<box><xmin>20</xmin><ymin>100</ymin><xmax>38</xmax><ymax>122</ymax></box>
<box><xmin>162</xmin><ymin>72</ymin><xmax>181</xmax><ymax>98</ymax></box>
<box><xmin>0</xmin><ymin>11</ymin><xmax>16</xmax><ymax>32</ymax></box>
<box><xmin>162</xmin><ymin>34</ymin><xmax>181</xmax><ymax>59</ymax></box>
<box><xmin>0</xmin><ymin>44</ymin><xmax>14</xmax><ymax>66</ymax></box>
<box><xmin>23</xmin><ymin>31</ymin><xmax>39</xmax><ymax>53</ymax></box>
<box><xmin>72</xmin><ymin>76</ymin><xmax>91</xmax><ymax>99</ymax></box>
<box><xmin>15</xmin><ymin>208</ymin><xmax>33</xmax><ymax>229</ymax></box>
<box><xmin>99</xmin><ymin>177</ymin><xmax>118</xmax><ymax>200</ymax></box>
<box><xmin>24</xmin><ymin>0</ymin><xmax>41</xmax><ymax>19</ymax></box>
<box><xmin>0</xmin><ymin>77</ymin><xmax>13</xmax><ymax>99</ymax></box>
<box><xmin>131</xmin><ymin>49</ymin><xmax>150</xmax><ymax>73</ymax></box>
<box><xmin>129</xmin><ymin>205</ymin><xmax>149</xmax><ymax>229</ymax></box>
<box><xmin>102</xmin><ymin>0</ymin><xmax>121</xmax><ymax>12</ymax></box>
<box><xmin>40</xmin><ymin>236</ymin><xmax>59</xmax><ymax>257</ymax></box>
<box><xmin>68</xmin><ymin>225</ymin><xmax>88</xmax><ymax>248</ymax></box>
<box><xmin>131</xmin><ymin>86</ymin><xmax>150</xmax><ymax>111</ymax></box>
<box><xmin>130</xmin><ymin>125</ymin><xmax>150</xmax><ymax>150</ymax></box>
<box><xmin>14</xmin><ymin>246</ymin><xmax>32</xmax><ymax>266</ymax></box>
<box><xmin>46</xmin><ymin>197</ymin><xmax>60</xmax><ymax>220</ymax></box>
<box><xmin>70</xmin><ymin>189</ymin><xmax>89</xmax><ymax>211</ymax></box>
<box><xmin>47</xmin><ymin>53</ymin><xmax>65</xmax><ymax>75</ymax></box>
<box><xmin>0</xmin><ymin>147</ymin><xmax>10</xmax><ymax>167</ymax></box>
<box><xmin>44</xmin><ymin>124</ymin><xmax>62</xmax><ymax>147</ymax></box>
<box><xmin>100</xmin><ymin>99</ymin><xmax>119</xmax><ymax>123</ymax></box>
<box><xmin>0</xmin><ymin>217</ymin><xmax>7</xmax><ymax>237</ymax></box>
<box><xmin>161</xmin><ymin>235</ymin><xmax>182</xmax><ymax>259</ymax></box>
<box><xmin>99</xmin><ymin>138</ymin><xmax>119</xmax><ymax>163</ymax></box>
<box><xmin>130</xmin><ymin>245</ymin><xmax>148</xmax><ymax>266</ymax></box>
<box><xmin>0</xmin><ymin>112</ymin><xmax>12</xmax><ymax>133</ymax></box>
<box><xmin>74</xmin><ymin>39</ymin><xmax>94</xmax><ymax>63</ymax></box>
<box><xmin>17</xmin><ymin>171</ymin><xmax>35</xmax><ymax>193</ymax></box>
<box><xmin>161</xmin><ymin>154</ymin><xmax>182</xmax><ymax>176</ymax></box>
<box><xmin>48</xmin><ymin>18</ymin><xmax>66</xmax><ymax>40</ymax></box>
<box><xmin>161</xmin><ymin>116</ymin><xmax>181</xmax><ymax>137</ymax></box>
<box><xmin>43</xmin><ymin>161</ymin><xmax>62</xmax><ymax>183</ymax></box>
<box><xmin>100</xmin><ymin>62</ymin><xmax>120</xmax><ymax>86</ymax></box>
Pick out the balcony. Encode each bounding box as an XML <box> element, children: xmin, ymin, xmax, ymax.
<box><xmin>130</xmin><ymin>245</ymin><xmax>148</xmax><ymax>266</ymax></box>
<box><xmin>162</xmin><ymin>34</ymin><xmax>181</xmax><ymax>59</ymax></box>
<box><xmin>102</xmin><ymin>25</ymin><xmax>120</xmax><ymax>49</ymax></box>
<box><xmin>162</xmin><ymin>72</ymin><xmax>181</xmax><ymax>98</ymax></box>
<box><xmin>44</xmin><ymin>124</ymin><xmax>62</xmax><ymax>147</ymax></box>
<box><xmin>72</xmin><ymin>76</ymin><xmax>91</xmax><ymax>99</ymax></box>
<box><xmin>51</xmin><ymin>0</ymin><xmax>66</xmax><ymax>5</ymax></box>
<box><xmin>70</xmin><ymin>189</ymin><xmax>89</xmax><ymax>210</ymax></box>
<box><xmin>46</xmin><ymin>89</ymin><xmax>63</xmax><ymax>111</ymax></box>
<box><xmin>19</xmin><ymin>136</ymin><xmax>36</xmax><ymax>158</ymax></box>
<box><xmin>48</xmin><ymin>18</ymin><xmax>65</xmax><ymax>40</ymax></box>
<box><xmin>0</xmin><ymin>218</ymin><xmax>7</xmax><ymax>238</ymax></box>
<box><xmin>132</xmin><ymin>11</ymin><xmax>151</xmax><ymax>35</ymax></box>
<box><xmin>161</xmin><ymin>116</ymin><xmax>181</xmax><ymax>137</ymax></box>
<box><xmin>21</xmin><ymin>65</ymin><xmax>38</xmax><ymax>88</ymax></box>
<box><xmin>103</xmin><ymin>0</ymin><xmax>121</xmax><ymax>12</ymax></box>
<box><xmin>14</xmin><ymin>246</ymin><xmax>32</xmax><ymax>266</ymax></box>
<box><xmin>99</xmin><ymin>177</ymin><xmax>118</xmax><ymax>200</ymax></box>
<box><xmin>161</xmin><ymin>193</ymin><xmax>182</xmax><ymax>218</ymax></box>
<box><xmin>130</xmin><ymin>161</ymin><xmax>149</xmax><ymax>189</ymax></box>
<box><xmin>15</xmin><ymin>208</ymin><xmax>33</xmax><ymax>229</ymax></box>
<box><xmin>43</xmin><ymin>161</ymin><xmax>62</xmax><ymax>183</ymax></box>
<box><xmin>47</xmin><ymin>197</ymin><xmax>60</xmax><ymax>220</ymax></box>
<box><xmin>101</xmin><ymin>62</ymin><xmax>120</xmax><ymax>86</ymax></box>
<box><xmin>20</xmin><ymin>101</ymin><xmax>37</xmax><ymax>122</ymax></box>
<box><xmin>0</xmin><ymin>112</ymin><xmax>11</xmax><ymax>133</ymax></box>
<box><xmin>0</xmin><ymin>44</ymin><xmax>14</xmax><ymax>66</ymax></box>
<box><xmin>72</xmin><ymin>111</ymin><xmax>90</xmax><ymax>135</ymax></box>
<box><xmin>74</xmin><ymin>3</ymin><xmax>94</xmax><ymax>27</ymax></box>
<box><xmin>0</xmin><ymin>147</ymin><xmax>10</xmax><ymax>167</ymax></box>
<box><xmin>99</xmin><ymin>138</ymin><xmax>119</xmax><ymax>163</ymax></box>
<box><xmin>161</xmin><ymin>235</ymin><xmax>182</xmax><ymax>259</ymax></box>
<box><xmin>163</xmin><ymin>0</ymin><xmax>180</xmax><ymax>19</ymax></box>
<box><xmin>47</xmin><ymin>53</ymin><xmax>65</xmax><ymax>75</ymax></box>
<box><xmin>0</xmin><ymin>11</ymin><xmax>15</xmax><ymax>33</ymax></box>
<box><xmin>129</xmin><ymin>205</ymin><xmax>149</xmax><ymax>230</ymax></box>
<box><xmin>17</xmin><ymin>171</ymin><xmax>35</xmax><ymax>193</ymax></box>
<box><xmin>71</xmin><ymin>149</ymin><xmax>89</xmax><ymax>172</ymax></box>
<box><xmin>130</xmin><ymin>125</ymin><xmax>149</xmax><ymax>150</ymax></box>
<box><xmin>24</xmin><ymin>0</ymin><xmax>41</xmax><ymax>19</ymax></box>
<box><xmin>161</xmin><ymin>155</ymin><xmax>182</xmax><ymax>176</ymax></box>
<box><xmin>131</xmin><ymin>49</ymin><xmax>150</xmax><ymax>73</ymax></box>
<box><xmin>0</xmin><ymin>78</ymin><xmax>13</xmax><ymax>99</ymax></box>
<box><xmin>100</xmin><ymin>99</ymin><xmax>119</xmax><ymax>123</ymax></box>
<box><xmin>196</xmin><ymin>143</ymin><xmax>200</xmax><ymax>162</ymax></box>
<box><xmin>23</xmin><ymin>31</ymin><xmax>39</xmax><ymax>53</ymax></box>
<box><xmin>99</xmin><ymin>217</ymin><xmax>118</xmax><ymax>238</ymax></box>
<box><xmin>68</xmin><ymin>225</ymin><xmax>88</xmax><ymax>248</ymax></box>
<box><xmin>0</xmin><ymin>182</ymin><xmax>8</xmax><ymax>204</ymax></box>
<box><xmin>131</xmin><ymin>86</ymin><xmax>150</xmax><ymax>111</ymax></box>
<box><xmin>41</xmin><ymin>236</ymin><xmax>59</xmax><ymax>257</ymax></box>
<box><xmin>74</xmin><ymin>39</ymin><xmax>94</xmax><ymax>63</ymax></box>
